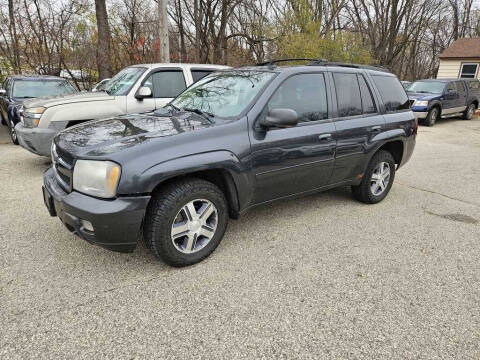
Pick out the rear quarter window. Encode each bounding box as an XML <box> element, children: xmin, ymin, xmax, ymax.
<box><xmin>467</xmin><ymin>80</ymin><xmax>480</xmax><ymax>90</ymax></box>
<box><xmin>372</xmin><ymin>75</ymin><xmax>410</xmax><ymax>112</ymax></box>
<box><xmin>191</xmin><ymin>70</ymin><xmax>214</xmax><ymax>83</ymax></box>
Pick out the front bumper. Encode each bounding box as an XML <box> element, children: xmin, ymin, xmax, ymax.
<box><xmin>16</xmin><ymin>123</ymin><xmax>57</xmax><ymax>157</ymax></box>
<box><xmin>43</xmin><ymin>167</ymin><xmax>151</xmax><ymax>253</ymax></box>
<box><xmin>411</xmin><ymin>105</ymin><xmax>429</xmax><ymax>119</ymax></box>
<box><xmin>412</xmin><ymin>111</ymin><xmax>428</xmax><ymax>119</ymax></box>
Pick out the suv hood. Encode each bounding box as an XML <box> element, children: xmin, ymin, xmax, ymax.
<box><xmin>23</xmin><ymin>91</ymin><xmax>113</xmax><ymax>108</ymax></box>
<box><xmin>55</xmin><ymin>111</ymin><xmax>213</xmax><ymax>157</ymax></box>
<box><xmin>407</xmin><ymin>92</ymin><xmax>441</xmax><ymax>101</ymax></box>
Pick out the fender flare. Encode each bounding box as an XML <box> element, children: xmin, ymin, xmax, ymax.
<box><xmin>428</xmin><ymin>100</ymin><xmax>442</xmax><ymax>112</ymax></box>
<box><xmin>125</xmin><ymin>150</ymin><xmax>253</xmax><ymax>211</ymax></box>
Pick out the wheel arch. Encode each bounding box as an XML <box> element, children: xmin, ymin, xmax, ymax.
<box><xmin>150</xmin><ymin>168</ymin><xmax>241</xmax><ymax>219</ymax></box>
<box><xmin>378</xmin><ymin>140</ymin><xmax>404</xmax><ymax>166</ymax></box>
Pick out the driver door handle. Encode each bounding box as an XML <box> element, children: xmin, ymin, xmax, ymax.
<box><xmin>318</xmin><ymin>133</ymin><xmax>332</xmax><ymax>141</ymax></box>
<box><xmin>371</xmin><ymin>125</ymin><xmax>382</xmax><ymax>132</ymax></box>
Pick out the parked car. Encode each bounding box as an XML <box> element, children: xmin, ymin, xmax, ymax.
<box><xmin>91</xmin><ymin>78</ymin><xmax>110</xmax><ymax>92</ymax></box>
<box><xmin>16</xmin><ymin>63</ymin><xmax>230</xmax><ymax>156</ymax></box>
<box><xmin>42</xmin><ymin>60</ymin><xmax>416</xmax><ymax>266</ymax></box>
<box><xmin>0</xmin><ymin>75</ymin><xmax>77</xmax><ymax>144</ymax></box>
<box><xmin>401</xmin><ymin>80</ymin><xmax>411</xmax><ymax>89</ymax></box>
<box><xmin>407</xmin><ymin>78</ymin><xmax>480</xmax><ymax>126</ymax></box>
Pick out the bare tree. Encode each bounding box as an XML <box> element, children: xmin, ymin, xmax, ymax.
<box><xmin>95</xmin><ymin>0</ymin><xmax>113</xmax><ymax>79</ymax></box>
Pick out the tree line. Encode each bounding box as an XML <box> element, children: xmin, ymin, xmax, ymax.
<box><xmin>1</xmin><ymin>0</ymin><xmax>479</xmax><ymax>87</ymax></box>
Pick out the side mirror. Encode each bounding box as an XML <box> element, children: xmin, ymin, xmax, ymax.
<box><xmin>135</xmin><ymin>86</ymin><xmax>152</xmax><ymax>100</ymax></box>
<box><xmin>0</xmin><ymin>89</ymin><xmax>6</xmax><ymax>96</ymax></box>
<box><xmin>259</xmin><ymin>108</ymin><xmax>298</xmax><ymax>129</ymax></box>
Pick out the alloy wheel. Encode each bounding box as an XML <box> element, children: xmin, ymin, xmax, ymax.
<box><xmin>370</xmin><ymin>162</ymin><xmax>391</xmax><ymax>196</ymax></box>
<box><xmin>171</xmin><ymin>199</ymin><xmax>218</xmax><ymax>254</ymax></box>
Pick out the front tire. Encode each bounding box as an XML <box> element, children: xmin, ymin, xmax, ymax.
<box><xmin>144</xmin><ymin>178</ymin><xmax>228</xmax><ymax>267</ymax></box>
<box><xmin>424</xmin><ymin>107</ymin><xmax>439</xmax><ymax>127</ymax></box>
<box><xmin>463</xmin><ymin>103</ymin><xmax>475</xmax><ymax>120</ymax></box>
<box><xmin>8</xmin><ymin>119</ymin><xmax>19</xmax><ymax>145</ymax></box>
<box><xmin>352</xmin><ymin>150</ymin><xmax>396</xmax><ymax>204</ymax></box>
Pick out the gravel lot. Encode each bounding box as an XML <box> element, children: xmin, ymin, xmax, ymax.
<box><xmin>1</xmin><ymin>116</ymin><xmax>480</xmax><ymax>359</ymax></box>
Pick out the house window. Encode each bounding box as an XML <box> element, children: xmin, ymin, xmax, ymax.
<box><xmin>460</xmin><ymin>63</ymin><xmax>479</xmax><ymax>78</ymax></box>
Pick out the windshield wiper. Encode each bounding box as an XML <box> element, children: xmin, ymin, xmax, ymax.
<box><xmin>183</xmin><ymin>107</ymin><xmax>215</xmax><ymax>123</ymax></box>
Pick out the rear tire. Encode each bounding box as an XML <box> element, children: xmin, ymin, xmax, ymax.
<box><xmin>463</xmin><ymin>103</ymin><xmax>475</xmax><ymax>120</ymax></box>
<box><xmin>352</xmin><ymin>150</ymin><xmax>396</xmax><ymax>204</ymax></box>
<box><xmin>144</xmin><ymin>178</ymin><xmax>228</xmax><ymax>267</ymax></box>
<box><xmin>424</xmin><ymin>107</ymin><xmax>439</xmax><ymax>127</ymax></box>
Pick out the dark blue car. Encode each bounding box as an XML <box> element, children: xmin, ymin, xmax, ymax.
<box><xmin>407</xmin><ymin>78</ymin><xmax>480</xmax><ymax>126</ymax></box>
<box><xmin>0</xmin><ymin>75</ymin><xmax>77</xmax><ymax>144</ymax></box>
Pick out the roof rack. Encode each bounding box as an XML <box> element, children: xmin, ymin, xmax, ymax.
<box><xmin>255</xmin><ymin>58</ymin><xmax>390</xmax><ymax>73</ymax></box>
<box><xmin>308</xmin><ymin>60</ymin><xmax>390</xmax><ymax>73</ymax></box>
<box><xmin>255</xmin><ymin>58</ymin><xmax>326</xmax><ymax>67</ymax></box>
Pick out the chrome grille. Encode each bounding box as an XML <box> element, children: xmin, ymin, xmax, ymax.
<box><xmin>51</xmin><ymin>143</ymin><xmax>73</xmax><ymax>193</ymax></box>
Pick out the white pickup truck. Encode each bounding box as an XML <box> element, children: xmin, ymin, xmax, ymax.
<box><xmin>16</xmin><ymin>63</ymin><xmax>229</xmax><ymax>156</ymax></box>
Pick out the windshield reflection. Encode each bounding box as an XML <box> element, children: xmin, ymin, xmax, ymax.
<box><xmin>171</xmin><ymin>70</ymin><xmax>276</xmax><ymax>118</ymax></box>
<box><xmin>103</xmin><ymin>67</ymin><xmax>146</xmax><ymax>96</ymax></box>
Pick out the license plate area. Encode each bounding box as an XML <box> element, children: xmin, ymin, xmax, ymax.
<box><xmin>42</xmin><ymin>186</ymin><xmax>57</xmax><ymax>217</ymax></box>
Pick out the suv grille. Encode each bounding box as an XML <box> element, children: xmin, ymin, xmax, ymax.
<box><xmin>51</xmin><ymin>143</ymin><xmax>73</xmax><ymax>193</ymax></box>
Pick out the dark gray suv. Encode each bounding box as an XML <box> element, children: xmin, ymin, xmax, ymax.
<box><xmin>42</xmin><ymin>60</ymin><xmax>416</xmax><ymax>266</ymax></box>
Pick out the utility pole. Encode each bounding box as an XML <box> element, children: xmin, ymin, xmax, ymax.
<box><xmin>156</xmin><ymin>0</ymin><xmax>169</xmax><ymax>63</ymax></box>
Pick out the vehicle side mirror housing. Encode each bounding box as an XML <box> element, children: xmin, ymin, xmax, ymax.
<box><xmin>0</xmin><ymin>89</ymin><xmax>6</xmax><ymax>96</ymax></box>
<box><xmin>259</xmin><ymin>108</ymin><xmax>298</xmax><ymax>129</ymax></box>
<box><xmin>135</xmin><ymin>86</ymin><xmax>152</xmax><ymax>100</ymax></box>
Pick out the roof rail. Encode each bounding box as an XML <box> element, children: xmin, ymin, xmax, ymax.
<box><xmin>309</xmin><ymin>60</ymin><xmax>390</xmax><ymax>73</ymax></box>
<box><xmin>255</xmin><ymin>58</ymin><xmax>326</xmax><ymax>67</ymax></box>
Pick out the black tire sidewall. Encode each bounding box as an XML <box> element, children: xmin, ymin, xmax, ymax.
<box><xmin>465</xmin><ymin>104</ymin><xmax>475</xmax><ymax>120</ymax></box>
<box><xmin>425</xmin><ymin>107</ymin><xmax>438</xmax><ymax>126</ymax></box>
<box><xmin>9</xmin><ymin>119</ymin><xmax>18</xmax><ymax>145</ymax></box>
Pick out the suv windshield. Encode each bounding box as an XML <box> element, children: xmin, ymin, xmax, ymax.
<box><xmin>12</xmin><ymin>80</ymin><xmax>76</xmax><ymax>98</ymax></box>
<box><xmin>103</xmin><ymin>67</ymin><xmax>146</xmax><ymax>96</ymax></box>
<box><xmin>406</xmin><ymin>81</ymin><xmax>446</xmax><ymax>94</ymax></box>
<box><xmin>171</xmin><ymin>70</ymin><xmax>276</xmax><ymax>118</ymax></box>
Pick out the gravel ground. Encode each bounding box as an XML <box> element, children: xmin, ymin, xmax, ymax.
<box><xmin>1</xmin><ymin>116</ymin><xmax>480</xmax><ymax>359</ymax></box>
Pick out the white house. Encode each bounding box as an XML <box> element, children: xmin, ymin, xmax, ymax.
<box><xmin>437</xmin><ymin>38</ymin><xmax>480</xmax><ymax>79</ymax></box>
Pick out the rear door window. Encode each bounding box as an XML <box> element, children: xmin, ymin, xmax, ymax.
<box><xmin>144</xmin><ymin>70</ymin><xmax>186</xmax><ymax>98</ymax></box>
<box><xmin>372</xmin><ymin>75</ymin><xmax>410</xmax><ymax>112</ymax></box>
<box><xmin>267</xmin><ymin>73</ymin><xmax>328</xmax><ymax>123</ymax></box>
<box><xmin>455</xmin><ymin>81</ymin><xmax>466</xmax><ymax>95</ymax></box>
<box><xmin>333</xmin><ymin>73</ymin><xmax>362</xmax><ymax>117</ymax></box>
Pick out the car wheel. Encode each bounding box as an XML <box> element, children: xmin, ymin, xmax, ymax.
<box><xmin>463</xmin><ymin>103</ymin><xmax>475</xmax><ymax>120</ymax></box>
<box><xmin>9</xmin><ymin>119</ymin><xmax>19</xmax><ymax>145</ymax></box>
<box><xmin>144</xmin><ymin>178</ymin><xmax>228</xmax><ymax>266</ymax></box>
<box><xmin>424</xmin><ymin>107</ymin><xmax>439</xmax><ymax>127</ymax></box>
<box><xmin>351</xmin><ymin>150</ymin><xmax>396</xmax><ymax>204</ymax></box>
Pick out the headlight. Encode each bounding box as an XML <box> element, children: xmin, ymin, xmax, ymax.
<box><xmin>23</xmin><ymin>106</ymin><xmax>45</xmax><ymax>127</ymax></box>
<box><xmin>73</xmin><ymin>160</ymin><xmax>121</xmax><ymax>198</ymax></box>
<box><xmin>413</xmin><ymin>100</ymin><xmax>428</xmax><ymax>107</ymax></box>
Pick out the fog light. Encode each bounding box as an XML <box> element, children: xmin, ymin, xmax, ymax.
<box><xmin>81</xmin><ymin>220</ymin><xmax>94</xmax><ymax>232</ymax></box>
